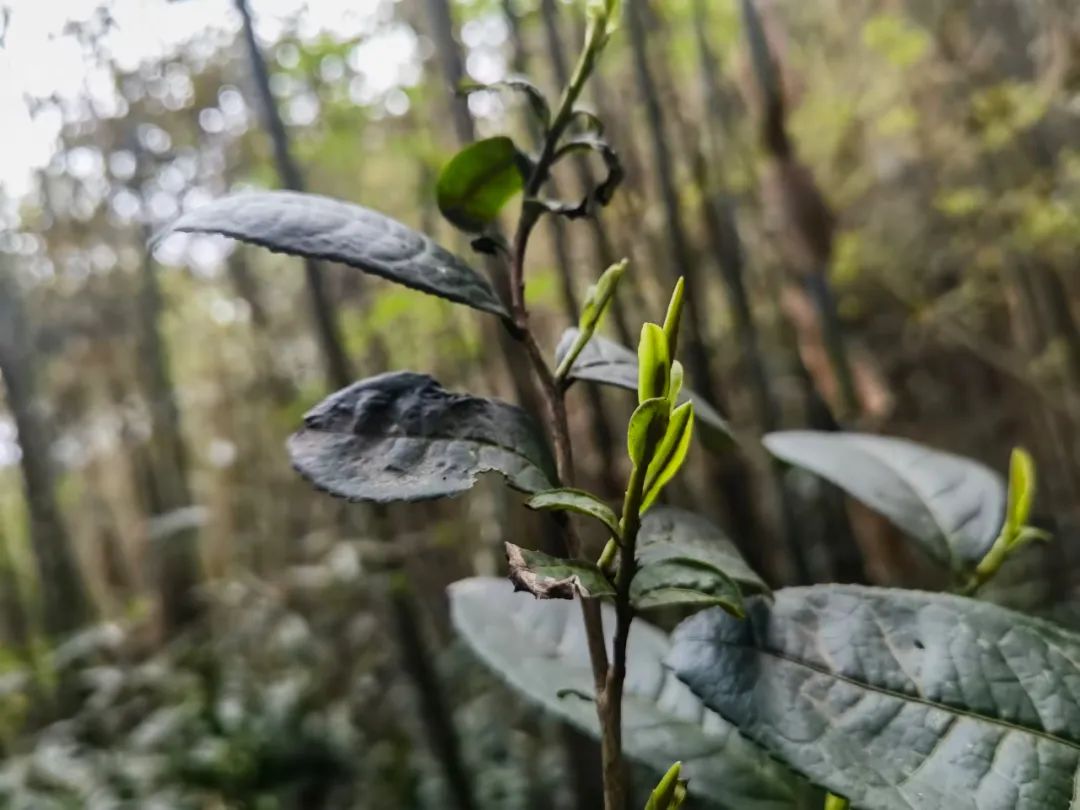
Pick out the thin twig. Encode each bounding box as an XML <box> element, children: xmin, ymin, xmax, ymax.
<box><xmin>502</xmin><ymin>16</ymin><xmax>627</xmax><ymax>805</ymax></box>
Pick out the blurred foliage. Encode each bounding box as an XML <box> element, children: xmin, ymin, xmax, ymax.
<box><xmin>0</xmin><ymin>0</ymin><xmax>1079</xmax><ymax>805</ymax></box>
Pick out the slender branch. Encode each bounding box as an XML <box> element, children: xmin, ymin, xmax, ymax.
<box><xmin>502</xmin><ymin>18</ymin><xmax>629</xmax><ymax>805</ymax></box>
<box><xmin>499</xmin><ymin>9</ymin><xmax>640</xmax><ymax>806</ymax></box>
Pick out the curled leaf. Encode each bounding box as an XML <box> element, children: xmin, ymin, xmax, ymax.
<box><xmin>458</xmin><ymin>77</ymin><xmax>550</xmax><ymax>129</ymax></box>
<box><xmin>505</xmin><ymin>542</ymin><xmax>615</xmax><ymax>600</ymax></box>
<box><xmin>540</xmin><ymin>136</ymin><xmax>624</xmax><ymax>219</ymax></box>
<box><xmin>567</xmin><ymin>107</ymin><xmax>604</xmax><ymax>136</ymax></box>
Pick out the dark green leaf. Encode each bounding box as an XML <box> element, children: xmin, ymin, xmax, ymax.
<box><xmin>555</xmin><ymin>329</ymin><xmax>733</xmax><ymax>445</ymax></box>
<box><xmin>459</xmin><ymin>77</ymin><xmax>550</xmax><ymax>128</ymax></box>
<box><xmin>631</xmin><ymin>559</ymin><xmax>743</xmax><ymax>616</ymax></box>
<box><xmin>450</xmin><ymin>577</ymin><xmax>821</xmax><ymax>810</ymax></box>
<box><xmin>505</xmin><ymin>543</ymin><xmax>615</xmax><ymax>599</ymax></box>
<box><xmin>567</xmin><ymin>107</ymin><xmax>605</xmax><ymax>136</ymax></box>
<box><xmin>156</xmin><ymin>191</ymin><xmax>508</xmax><ymax>318</ymax></box>
<box><xmin>763</xmin><ymin>431</ymin><xmax>1004</xmax><ymax>575</ymax></box>
<box><xmin>288</xmin><ymin>371</ymin><xmax>555</xmax><ymax>503</ymax></box>
<box><xmin>437</xmin><ymin>136</ymin><xmax>527</xmax><ymax>233</ymax></box>
<box><xmin>669</xmin><ymin>584</ymin><xmax>1080</xmax><ymax>810</ymax></box>
<box><xmin>526</xmin><ymin>488</ymin><xmax>620</xmax><ymax>537</ymax></box>
<box><xmin>638</xmin><ymin>507</ymin><xmax>768</xmax><ymax>595</ymax></box>
<box><xmin>540</xmin><ymin>135</ymin><xmax>624</xmax><ymax>218</ymax></box>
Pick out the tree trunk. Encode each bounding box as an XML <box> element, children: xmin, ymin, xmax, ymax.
<box><xmin>133</xmin><ymin>220</ymin><xmax>204</xmax><ymax>634</ymax></box>
<box><xmin>625</xmin><ymin>0</ymin><xmax>767</xmax><ymax>568</ymax></box>
<box><xmin>234</xmin><ymin>0</ymin><xmax>353</xmax><ymax>390</ymax></box>
<box><xmin>0</xmin><ymin>526</ymin><xmax>31</xmax><ymax>649</ymax></box>
<box><xmin>0</xmin><ymin>262</ymin><xmax>91</xmax><ymax>636</ymax></box>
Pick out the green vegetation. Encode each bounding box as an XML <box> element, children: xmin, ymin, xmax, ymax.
<box><xmin>1</xmin><ymin>0</ymin><xmax>1080</xmax><ymax>808</ymax></box>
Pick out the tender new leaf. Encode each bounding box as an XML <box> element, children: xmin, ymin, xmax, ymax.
<box><xmin>555</xmin><ymin>329</ymin><xmax>732</xmax><ymax>445</ymax></box>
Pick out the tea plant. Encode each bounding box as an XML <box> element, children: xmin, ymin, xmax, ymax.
<box><xmin>157</xmin><ymin>1</ymin><xmax>1077</xmax><ymax>807</ymax></box>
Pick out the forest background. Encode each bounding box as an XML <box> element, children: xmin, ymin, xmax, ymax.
<box><xmin>1</xmin><ymin>0</ymin><xmax>1079</xmax><ymax>806</ymax></box>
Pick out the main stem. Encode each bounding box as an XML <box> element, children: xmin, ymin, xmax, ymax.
<box><xmin>506</xmin><ymin>27</ymin><xmax>628</xmax><ymax>803</ymax></box>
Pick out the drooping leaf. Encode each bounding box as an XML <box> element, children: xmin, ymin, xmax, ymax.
<box><xmin>628</xmin><ymin>398</ymin><xmax>668</xmax><ymax>468</ymax></box>
<box><xmin>459</xmin><ymin>77</ymin><xmax>550</xmax><ymax>129</ymax></box>
<box><xmin>156</xmin><ymin>191</ymin><xmax>509</xmax><ymax>318</ymax></box>
<box><xmin>637</xmin><ymin>323</ymin><xmax>670</xmax><ymax>404</ymax></box>
<box><xmin>437</xmin><ymin>136</ymin><xmax>528</xmax><ymax>233</ymax></box>
<box><xmin>567</xmin><ymin>107</ymin><xmax>605</xmax><ymax>136</ymax></box>
<box><xmin>631</xmin><ymin>559</ymin><xmax>743</xmax><ymax>616</ymax></box>
<box><xmin>555</xmin><ymin>330</ymin><xmax>733</xmax><ymax>444</ymax></box>
<box><xmin>641</xmin><ymin>401</ymin><xmax>694</xmax><ymax>513</ymax></box>
<box><xmin>763</xmin><ymin>431</ymin><xmax>1005</xmax><ymax>575</ymax></box>
<box><xmin>449</xmin><ymin>577</ymin><xmax>821</xmax><ymax>810</ymax></box>
<box><xmin>505</xmin><ymin>543</ymin><xmax>614</xmax><ymax>599</ymax></box>
<box><xmin>669</xmin><ymin>585</ymin><xmax>1080</xmax><ymax>810</ymax></box>
<box><xmin>637</xmin><ymin>507</ymin><xmax>768</xmax><ymax>595</ymax></box>
<box><xmin>526</xmin><ymin>488</ymin><xmax>620</xmax><ymax>537</ymax></box>
<box><xmin>288</xmin><ymin>371</ymin><xmax>555</xmax><ymax>502</ymax></box>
